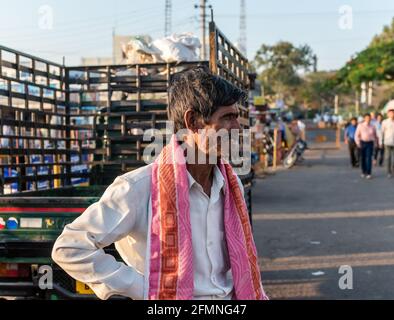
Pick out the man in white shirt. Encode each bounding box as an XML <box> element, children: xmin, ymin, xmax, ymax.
<box><xmin>382</xmin><ymin>108</ymin><xmax>394</xmax><ymax>178</ymax></box>
<box><xmin>52</xmin><ymin>66</ymin><xmax>267</xmax><ymax>300</ymax></box>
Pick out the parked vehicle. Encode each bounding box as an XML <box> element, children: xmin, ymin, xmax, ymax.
<box><xmin>283</xmin><ymin>139</ymin><xmax>308</xmax><ymax>169</ymax></box>
<box><xmin>261</xmin><ymin>129</ymin><xmax>275</xmax><ymax>167</ymax></box>
<box><xmin>0</xmin><ymin>186</ymin><xmax>124</xmax><ymax>300</ymax></box>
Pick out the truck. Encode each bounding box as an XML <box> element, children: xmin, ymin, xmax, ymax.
<box><xmin>0</xmin><ymin>21</ymin><xmax>254</xmax><ymax>299</ymax></box>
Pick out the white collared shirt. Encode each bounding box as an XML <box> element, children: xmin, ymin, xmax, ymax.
<box><xmin>382</xmin><ymin>118</ymin><xmax>394</xmax><ymax>146</ymax></box>
<box><xmin>52</xmin><ymin>163</ymin><xmax>245</xmax><ymax>300</ymax></box>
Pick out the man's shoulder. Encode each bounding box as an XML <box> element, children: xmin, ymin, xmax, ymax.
<box><xmin>118</xmin><ymin>163</ymin><xmax>154</xmax><ymax>186</ymax></box>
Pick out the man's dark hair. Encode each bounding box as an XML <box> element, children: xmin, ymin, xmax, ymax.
<box><xmin>350</xmin><ymin>117</ymin><xmax>357</xmax><ymax>122</ymax></box>
<box><xmin>364</xmin><ymin>113</ymin><xmax>371</xmax><ymax>118</ymax></box>
<box><xmin>168</xmin><ymin>65</ymin><xmax>247</xmax><ymax>131</ymax></box>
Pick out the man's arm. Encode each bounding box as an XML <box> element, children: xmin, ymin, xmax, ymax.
<box><xmin>373</xmin><ymin>126</ymin><xmax>379</xmax><ymax>146</ymax></box>
<box><xmin>381</xmin><ymin>121</ymin><xmax>386</xmax><ymax>147</ymax></box>
<box><xmin>355</xmin><ymin>126</ymin><xmax>361</xmax><ymax>147</ymax></box>
<box><xmin>52</xmin><ymin>176</ymin><xmax>144</xmax><ymax>300</ymax></box>
<box><xmin>344</xmin><ymin>127</ymin><xmax>349</xmax><ymax>144</ymax></box>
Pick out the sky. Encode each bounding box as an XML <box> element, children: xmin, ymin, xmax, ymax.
<box><xmin>0</xmin><ymin>0</ymin><xmax>393</xmax><ymax>70</ymax></box>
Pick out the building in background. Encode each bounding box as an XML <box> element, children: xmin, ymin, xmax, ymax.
<box><xmin>80</xmin><ymin>57</ymin><xmax>113</xmax><ymax>66</ymax></box>
<box><xmin>81</xmin><ymin>34</ymin><xmax>151</xmax><ymax>66</ymax></box>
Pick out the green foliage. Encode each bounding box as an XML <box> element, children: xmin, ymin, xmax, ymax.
<box><xmin>254</xmin><ymin>41</ymin><xmax>315</xmax><ymax>94</ymax></box>
<box><xmin>298</xmin><ymin>71</ymin><xmax>336</xmax><ymax>106</ymax></box>
<box><xmin>252</xmin><ymin>18</ymin><xmax>394</xmax><ymax>110</ymax></box>
<box><xmin>333</xmin><ymin>18</ymin><xmax>394</xmax><ymax>89</ymax></box>
<box><xmin>370</xmin><ymin>18</ymin><xmax>394</xmax><ymax>47</ymax></box>
<box><xmin>336</xmin><ymin>41</ymin><xmax>394</xmax><ymax>87</ymax></box>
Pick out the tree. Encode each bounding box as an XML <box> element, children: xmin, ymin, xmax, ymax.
<box><xmin>254</xmin><ymin>41</ymin><xmax>315</xmax><ymax>99</ymax></box>
<box><xmin>297</xmin><ymin>71</ymin><xmax>337</xmax><ymax>110</ymax></box>
<box><xmin>335</xmin><ymin>41</ymin><xmax>394</xmax><ymax>88</ymax></box>
<box><xmin>334</xmin><ymin>17</ymin><xmax>394</xmax><ymax>88</ymax></box>
<box><xmin>370</xmin><ymin>18</ymin><xmax>394</xmax><ymax>47</ymax></box>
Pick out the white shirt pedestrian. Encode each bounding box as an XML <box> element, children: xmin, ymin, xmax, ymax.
<box><xmin>382</xmin><ymin>118</ymin><xmax>394</xmax><ymax>146</ymax></box>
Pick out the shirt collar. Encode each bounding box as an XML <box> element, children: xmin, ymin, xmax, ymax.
<box><xmin>187</xmin><ymin>165</ymin><xmax>227</xmax><ymax>195</ymax></box>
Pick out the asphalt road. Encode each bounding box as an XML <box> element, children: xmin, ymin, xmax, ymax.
<box><xmin>253</xmin><ymin>143</ymin><xmax>394</xmax><ymax>299</ymax></box>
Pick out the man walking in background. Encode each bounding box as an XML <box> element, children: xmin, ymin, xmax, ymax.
<box><xmin>370</xmin><ymin>111</ymin><xmax>378</xmax><ymax>127</ymax></box>
<box><xmin>345</xmin><ymin>117</ymin><xmax>359</xmax><ymax>168</ymax></box>
<box><xmin>382</xmin><ymin>107</ymin><xmax>394</xmax><ymax>178</ymax></box>
<box><xmin>355</xmin><ymin>114</ymin><xmax>378</xmax><ymax>179</ymax></box>
<box><xmin>373</xmin><ymin>113</ymin><xmax>384</xmax><ymax>167</ymax></box>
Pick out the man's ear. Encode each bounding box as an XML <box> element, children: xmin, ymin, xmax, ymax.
<box><xmin>184</xmin><ymin>109</ymin><xmax>203</xmax><ymax>132</ymax></box>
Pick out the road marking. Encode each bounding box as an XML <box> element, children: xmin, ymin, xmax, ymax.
<box><xmin>254</xmin><ymin>210</ymin><xmax>394</xmax><ymax>221</ymax></box>
<box><xmin>263</xmin><ymin>279</ymin><xmax>323</xmax><ymax>299</ymax></box>
<box><xmin>260</xmin><ymin>251</ymin><xmax>394</xmax><ymax>271</ymax></box>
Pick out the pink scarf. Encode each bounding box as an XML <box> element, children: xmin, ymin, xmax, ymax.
<box><xmin>148</xmin><ymin>135</ymin><xmax>268</xmax><ymax>300</ymax></box>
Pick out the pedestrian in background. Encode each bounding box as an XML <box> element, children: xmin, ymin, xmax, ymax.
<box><xmin>355</xmin><ymin>113</ymin><xmax>378</xmax><ymax>179</ymax></box>
<box><xmin>323</xmin><ymin>113</ymin><xmax>331</xmax><ymax>127</ymax></box>
<box><xmin>344</xmin><ymin>117</ymin><xmax>359</xmax><ymax>168</ymax></box>
<box><xmin>370</xmin><ymin>111</ymin><xmax>378</xmax><ymax>127</ymax></box>
<box><xmin>373</xmin><ymin>113</ymin><xmax>384</xmax><ymax>167</ymax></box>
<box><xmin>332</xmin><ymin>114</ymin><xmax>339</xmax><ymax>128</ymax></box>
<box><xmin>297</xmin><ymin>117</ymin><xmax>306</xmax><ymax>141</ymax></box>
<box><xmin>382</xmin><ymin>108</ymin><xmax>394</xmax><ymax>178</ymax></box>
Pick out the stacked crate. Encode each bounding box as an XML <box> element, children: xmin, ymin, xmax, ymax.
<box><xmin>0</xmin><ymin>46</ymin><xmax>95</xmax><ymax>194</ymax></box>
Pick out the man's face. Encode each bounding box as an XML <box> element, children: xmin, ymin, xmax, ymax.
<box><xmin>205</xmin><ymin>104</ymin><xmax>241</xmax><ymax>131</ymax></box>
<box><xmin>364</xmin><ymin>116</ymin><xmax>371</xmax><ymax>124</ymax></box>
<box><xmin>351</xmin><ymin>119</ymin><xmax>357</xmax><ymax>126</ymax></box>
<box><xmin>193</xmin><ymin>104</ymin><xmax>241</xmax><ymax>161</ymax></box>
<box><xmin>388</xmin><ymin>110</ymin><xmax>394</xmax><ymax>120</ymax></box>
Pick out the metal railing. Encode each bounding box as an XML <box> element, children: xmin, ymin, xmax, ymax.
<box><xmin>209</xmin><ymin>20</ymin><xmax>250</xmax><ymax>128</ymax></box>
<box><xmin>0</xmin><ymin>45</ymin><xmax>95</xmax><ymax>194</ymax></box>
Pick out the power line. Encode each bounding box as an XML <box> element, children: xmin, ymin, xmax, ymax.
<box><xmin>1</xmin><ymin>5</ymin><xmax>164</xmax><ymax>32</ymax></box>
<box><xmin>0</xmin><ymin>2</ymin><xmax>193</xmax><ymax>42</ymax></box>
<box><xmin>2</xmin><ymin>14</ymin><xmax>195</xmax><ymax>57</ymax></box>
<box><xmin>7</xmin><ymin>16</ymin><xmax>196</xmax><ymax>63</ymax></box>
<box><xmin>216</xmin><ymin>8</ymin><xmax>394</xmax><ymax>19</ymax></box>
<box><xmin>0</xmin><ymin>8</ymin><xmax>167</xmax><ymax>42</ymax></box>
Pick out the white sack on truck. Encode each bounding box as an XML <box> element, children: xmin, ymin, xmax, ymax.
<box><xmin>152</xmin><ymin>32</ymin><xmax>201</xmax><ymax>63</ymax></box>
<box><xmin>121</xmin><ymin>37</ymin><xmax>162</xmax><ymax>65</ymax></box>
